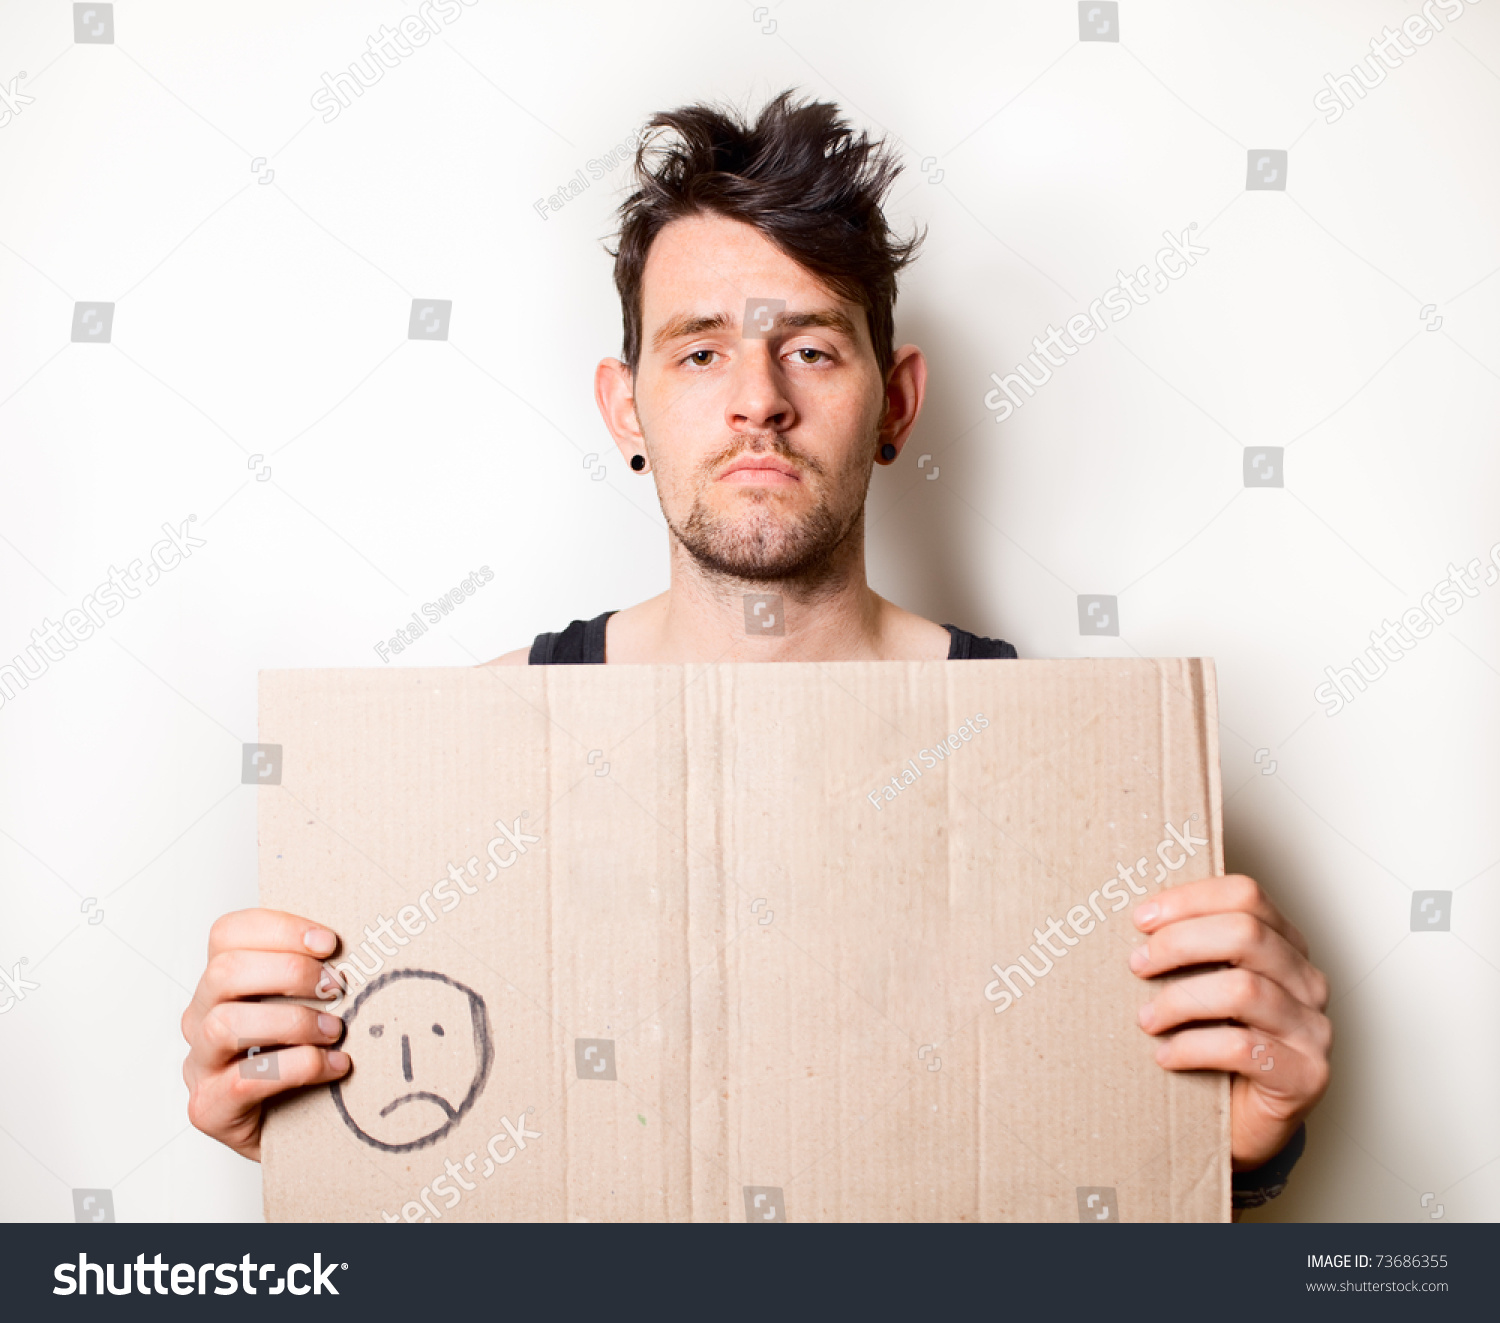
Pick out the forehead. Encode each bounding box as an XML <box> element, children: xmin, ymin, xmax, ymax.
<box><xmin>640</xmin><ymin>213</ymin><xmax>868</xmax><ymax>344</ymax></box>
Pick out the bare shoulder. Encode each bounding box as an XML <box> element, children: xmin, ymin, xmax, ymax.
<box><xmin>878</xmin><ymin>598</ymin><xmax>953</xmax><ymax>661</ymax></box>
<box><xmin>482</xmin><ymin>645</ymin><xmax>531</xmax><ymax>667</ymax></box>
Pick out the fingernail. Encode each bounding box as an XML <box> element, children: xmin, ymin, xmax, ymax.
<box><xmin>1137</xmin><ymin>1001</ymin><xmax>1155</xmax><ymax>1029</ymax></box>
<box><xmin>303</xmin><ymin>927</ymin><xmax>336</xmax><ymax>956</ymax></box>
<box><xmin>317</xmin><ymin>1014</ymin><xmax>341</xmax><ymax>1038</ymax></box>
<box><xmin>327</xmin><ymin>1049</ymin><xmax>350</xmax><ymax>1072</ymax></box>
<box><xmin>1135</xmin><ymin>902</ymin><xmax>1159</xmax><ymax>927</ymax></box>
<box><xmin>1154</xmin><ymin>1043</ymin><xmax>1170</xmax><ymax>1065</ymax></box>
<box><xmin>1129</xmin><ymin>942</ymin><xmax>1149</xmax><ymax>971</ymax></box>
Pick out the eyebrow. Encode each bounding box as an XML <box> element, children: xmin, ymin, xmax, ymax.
<box><xmin>650</xmin><ymin>307</ymin><xmax>859</xmax><ymax>353</ymax></box>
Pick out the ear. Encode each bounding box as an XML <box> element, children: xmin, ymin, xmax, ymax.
<box><xmin>874</xmin><ymin>345</ymin><xmax>928</xmax><ymax>463</ymax></box>
<box><xmin>595</xmin><ymin>358</ymin><xmax>646</xmax><ymax>467</ymax></box>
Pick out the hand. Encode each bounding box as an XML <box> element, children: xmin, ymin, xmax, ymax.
<box><xmin>1129</xmin><ymin>875</ymin><xmax>1331</xmax><ymax>1170</ymax></box>
<box><xmin>181</xmin><ymin>909</ymin><xmax>352</xmax><ymax>1161</ymax></box>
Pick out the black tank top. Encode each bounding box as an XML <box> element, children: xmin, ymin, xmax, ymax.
<box><xmin>528</xmin><ymin>610</ymin><xmax>1018</xmax><ymax>663</ymax></box>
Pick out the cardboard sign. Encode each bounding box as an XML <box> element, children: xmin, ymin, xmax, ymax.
<box><xmin>259</xmin><ymin>658</ymin><xmax>1229</xmax><ymax>1221</ymax></box>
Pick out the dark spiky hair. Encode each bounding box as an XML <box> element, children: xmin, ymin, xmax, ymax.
<box><xmin>607</xmin><ymin>89</ymin><xmax>925</xmax><ymax>380</ymax></box>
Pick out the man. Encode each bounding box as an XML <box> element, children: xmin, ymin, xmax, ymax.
<box><xmin>183</xmin><ymin>90</ymin><xmax>1330</xmax><ymax>1213</ymax></box>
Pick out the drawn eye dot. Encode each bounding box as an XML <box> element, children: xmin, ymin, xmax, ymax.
<box><xmin>368</xmin><ymin>1025</ymin><xmax>384</xmax><ymax>1038</ymax></box>
<box><xmin>431</xmin><ymin>1023</ymin><xmax>444</xmax><ymax>1036</ymax></box>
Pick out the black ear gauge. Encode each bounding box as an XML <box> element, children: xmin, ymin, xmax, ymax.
<box><xmin>879</xmin><ymin>442</ymin><xmax>897</xmax><ymax>463</ymax></box>
<box><xmin>630</xmin><ymin>453</ymin><xmax>647</xmax><ymax>472</ymax></box>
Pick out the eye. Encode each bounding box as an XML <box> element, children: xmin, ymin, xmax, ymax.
<box><xmin>431</xmin><ymin>1024</ymin><xmax>444</xmax><ymax>1037</ymax></box>
<box><xmin>368</xmin><ymin>1025</ymin><xmax>383</xmax><ymax>1038</ymax></box>
<box><xmin>682</xmin><ymin>349</ymin><xmax>716</xmax><ymax>367</ymax></box>
<box><xmin>791</xmin><ymin>347</ymin><xmax>829</xmax><ymax>364</ymax></box>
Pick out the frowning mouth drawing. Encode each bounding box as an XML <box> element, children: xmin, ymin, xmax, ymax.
<box><xmin>331</xmin><ymin>969</ymin><xmax>492</xmax><ymax>1153</ymax></box>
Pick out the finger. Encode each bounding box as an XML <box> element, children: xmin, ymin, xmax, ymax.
<box><xmin>190</xmin><ymin>948</ymin><xmax>333</xmax><ymax>1025</ymax></box>
<box><xmin>1138</xmin><ymin>967</ymin><xmax>1328</xmax><ymax>1046</ymax></box>
<box><xmin>187</xmin><ymin>1046</ymin><xmax>351</xmax><ymax>1142</ymax></box>
<box><xmin>1152</xmin><ymin>1025</ymin><xmax>1328</xmax><ymax>1110</ymax></box>
<box><xmin>223</xmin><ymin>1045</ymin><xmax>350</xmax><ymax>1102</ymax></box>
<box><xmin>182</xmin><ymin>947</ymin><xmax>342</xmax><ymax>1045</ymax></box>
<box><xmin>1133</xmin><ymin>875</ymin><xmax>1308</xmax><ymax>957</ymax></box>
<box><xmin>207</xmin><ymin>908</ymin><xmax>339</xmax><ymax>961</ymax></box>
<box><xmin>191</xmin><ymin>1001</ymin><xmax>345</xmax><ymax>1072</ymax></box>
<box><xmin>1129</xmin><ymin>911</ymin><xmax>1326</xmax><ymax>1010</ymax></box>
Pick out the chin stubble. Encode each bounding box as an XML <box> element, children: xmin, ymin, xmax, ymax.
<box><xmin>667</xmin><ymin>456</ymin><xmax>873</xmax><ymax>587</ymax></box>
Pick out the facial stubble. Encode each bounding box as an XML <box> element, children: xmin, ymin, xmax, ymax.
<box><xmin>658</xmin><ymin>435</ymin><xmax>876</xmax><ymax>586</ymax></box>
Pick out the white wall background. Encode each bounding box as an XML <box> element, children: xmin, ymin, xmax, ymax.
<box><xmin>1</xmin><ymin>0</ymin><xmax>1496</xmax><ymax>1223</ymax></box>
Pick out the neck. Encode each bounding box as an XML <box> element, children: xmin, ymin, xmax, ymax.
<box><xmin>650</xmin><ymin>517</ymin><xmax>888</xmax><ymax>662</ymax></box>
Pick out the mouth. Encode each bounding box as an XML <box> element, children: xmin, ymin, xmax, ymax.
<box><xmin>379</xmin><ymin>1091</ymin><xmax>457</xmax><ymax>1120</ymax></box>
<box><xmin>717</xmin><ymin>456</ymin><xmax>802</xmax><ymax>487</ymax></box>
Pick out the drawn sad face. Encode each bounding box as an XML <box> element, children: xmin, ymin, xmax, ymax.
<box><xmin>332</xmin><ymin>969</ymin><xmax>493</xmax><ymax>1153</ymax></box>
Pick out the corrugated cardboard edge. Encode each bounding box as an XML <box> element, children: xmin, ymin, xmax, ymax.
<box><xmin>1165</xmin><ymin>657</ymin><xmax>1230</xmax><ymax>1222</ymax></box>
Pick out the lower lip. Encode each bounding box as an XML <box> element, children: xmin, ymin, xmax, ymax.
<box><xmin>719</xmin><ymin>468</ymin><xmax>800</xmax><ymax>486</ymax></box>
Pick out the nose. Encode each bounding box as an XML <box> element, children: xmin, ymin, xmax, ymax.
<box><xmin>726</xmin><ymin>342</ymin><xmax>794</xmax><ymax>436</ymax></box>
<box><xmin>401</xmin><ymin>1033</ymin><xmax>412</xmax><ymax>1082</ymax></box>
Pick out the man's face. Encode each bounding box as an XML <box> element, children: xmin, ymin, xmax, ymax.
<box><xmin>630</xmin><ymin>214</ymin><xmax>889</xmax><ymax>582</ymax></box>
